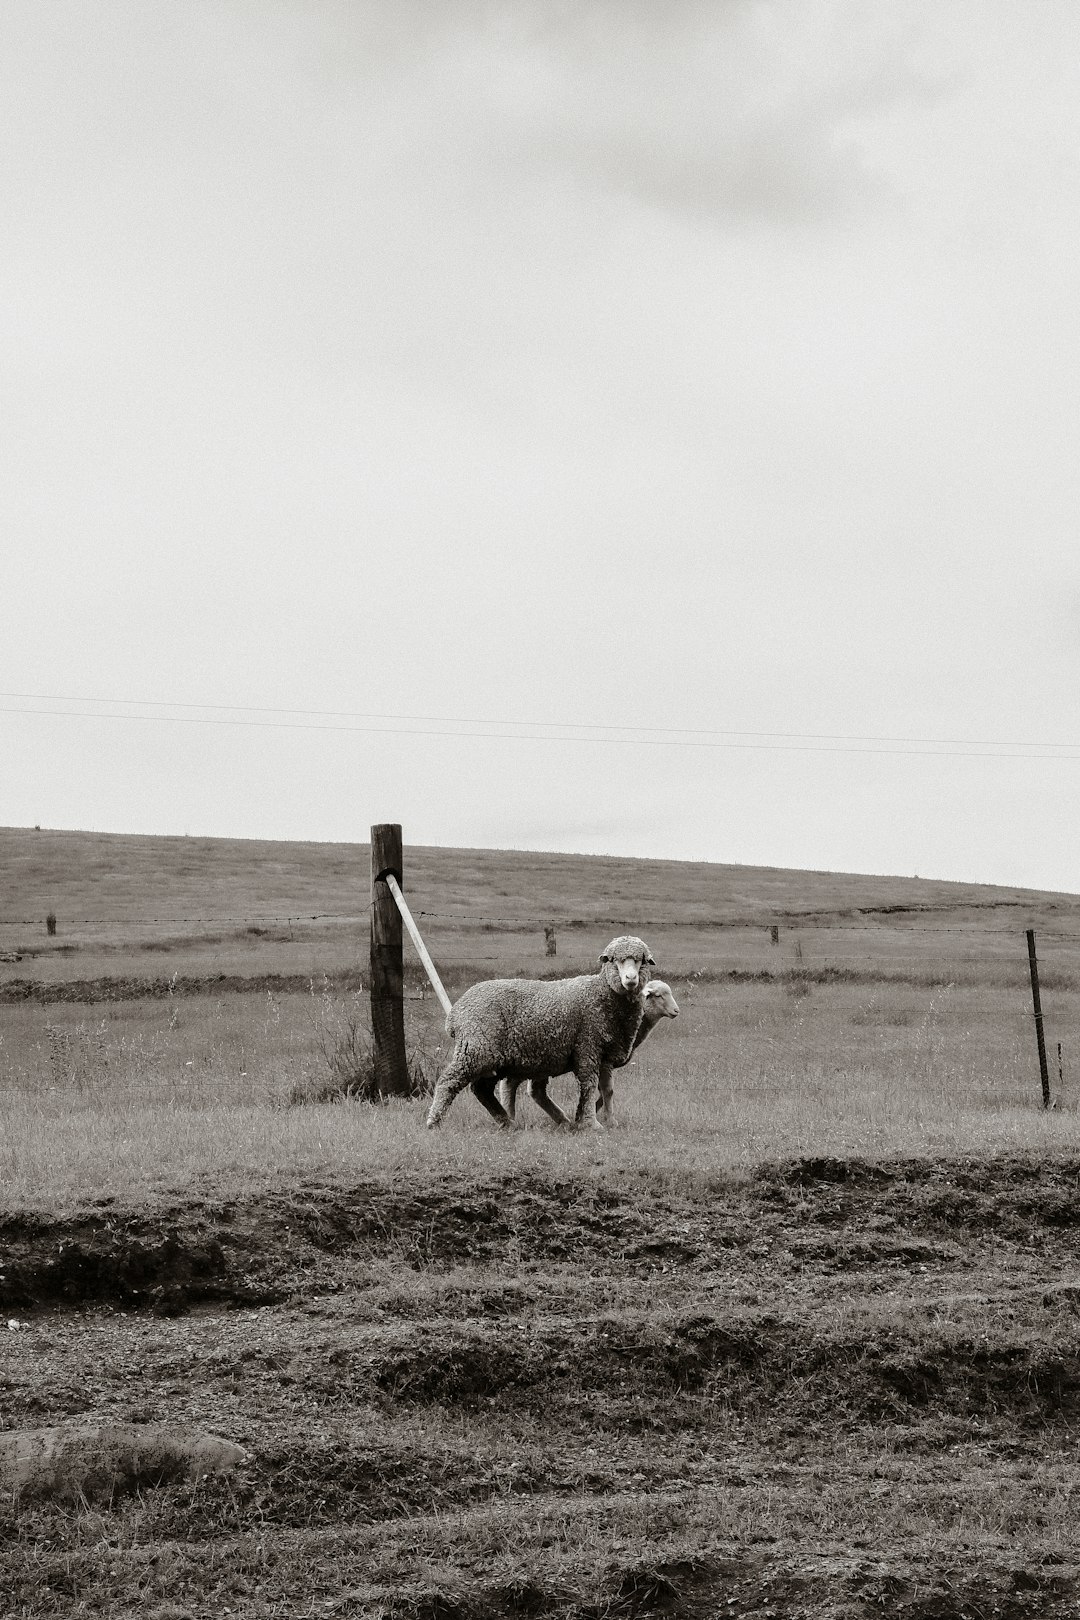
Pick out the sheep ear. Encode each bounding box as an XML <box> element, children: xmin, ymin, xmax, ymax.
<box><xmin>598</xmin><ymin>950</ymin><xmax>611</xmax><ymax>965</ymax></box>
<box><xmin>645</xmin><ymin>953</ymin><xmax>655</xmax><ymax>967</ymax></box>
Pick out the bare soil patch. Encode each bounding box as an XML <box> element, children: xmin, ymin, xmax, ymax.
<box><xmin>3</xmin><ymin>1155</ymin><xmax>1080</xmax><ymax>1616</ymax></box>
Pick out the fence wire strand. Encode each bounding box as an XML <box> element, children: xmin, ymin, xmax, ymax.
<box><xmin>4</xmin><ymin>911</ymin><xmax>1080</xmax><ymax>940</ymax></box>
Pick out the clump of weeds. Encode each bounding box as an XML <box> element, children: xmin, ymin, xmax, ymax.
<box><xmin>291</xmin><ymin>980</ymin><xmax>439</xmax><ymax>1105</ymax></box>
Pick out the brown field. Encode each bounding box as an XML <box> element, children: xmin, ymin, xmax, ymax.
<box><xmin>3</xmin><ymin>826</ymin><xmax>1080</xmax><ymax>1617</ymax></box>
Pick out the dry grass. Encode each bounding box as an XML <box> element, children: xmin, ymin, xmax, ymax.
<box><xmin>3</xmin><ymin>824</ymin><xmax>1079</xmax><ymax>1211</ymax></box>
<box><xmin>3</xmin><ymin>970</ymin><xmax>1079</xmax><ymax>1214</ymax></box>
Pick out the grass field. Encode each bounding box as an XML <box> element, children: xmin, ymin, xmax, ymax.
<box><xmin>3</xmin><ymin>827</ymin><xmax>1080</xmax><ymax>1617</ymax></box>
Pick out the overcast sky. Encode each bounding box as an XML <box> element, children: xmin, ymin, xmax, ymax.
<box><xmin>4</xmin><ymin>1</ymin><xmax>1080</xmax><ymax>890</ymax></box>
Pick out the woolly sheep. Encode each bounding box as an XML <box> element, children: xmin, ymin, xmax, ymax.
<box><xmin>499</xmin><ymin>978</ymin><xmax>680</xmax><ymax>1128</ymax></box>
<box><xmin>424</xmin><ymin>935</ymin><xmax>655</xmax><ymax>1132</ymax></box>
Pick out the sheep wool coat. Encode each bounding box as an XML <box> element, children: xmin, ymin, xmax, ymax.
<box><xmin>446</xmin><ymin>960</ymin><xmax>647</xmax><ymax>1082</ymax></box>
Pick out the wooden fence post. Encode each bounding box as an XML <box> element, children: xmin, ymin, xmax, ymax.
<box><xmin>1026</xmin><ymin>929</ymin><xmax>1051</xmax><ymax>1110</ymax></box>
<box><xmin>370</xmin><ymin>824</ymin><xmax>411</xmax><ymax>1097</ymax></box>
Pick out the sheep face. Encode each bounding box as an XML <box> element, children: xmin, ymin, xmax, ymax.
<box><xmin>598</xmin><ymin>934</ymin><xmax>655</xmax><ymax>994</ymax></box>
<box><xmin>643</xmin><ymin>980</ymin><xmax>679</xmax><ymax>1020</ymax></box>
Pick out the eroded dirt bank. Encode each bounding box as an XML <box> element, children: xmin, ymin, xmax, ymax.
<box><xmin>4</xmin><ymin>1157</ymin><xmax>1080</xmax><ymax>1618</ymax></box>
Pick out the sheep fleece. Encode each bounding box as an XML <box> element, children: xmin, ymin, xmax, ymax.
<box><xmin>447</xmin><ymin>974</ymin><xmax>644</xmax><ymax>1077</ymax></box>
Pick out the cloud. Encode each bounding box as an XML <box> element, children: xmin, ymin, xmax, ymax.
<box><xmin>389</xmin><ymin>0</ymin><xmax>951</xmax><ymax>225</ymax></box>
<box><xmin>253</xmin><ymin>1</ymin><xmax>949</xmax><ymax>229</ymax></box>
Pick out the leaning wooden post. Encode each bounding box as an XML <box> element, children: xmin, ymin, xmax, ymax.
<box><xmin>1026</xmin><ymin>929</ymin><xmax>1051</xmax><ymax>1110</ymax></box>
<box><xmin>383</xmin><ymin>873</ymin><xmax>453</xmax><ymax>1020</ymax></box>
<box><xmin>370</xmin><ymin>824</ymin><xmax>411</xmax><ymax>1097</ymax></box>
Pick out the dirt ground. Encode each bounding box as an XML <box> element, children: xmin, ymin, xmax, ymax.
<box><xmin>3</xmin><ymin>1154</ymin><xmax>1080</xmax><ymax>1618</ymax></box>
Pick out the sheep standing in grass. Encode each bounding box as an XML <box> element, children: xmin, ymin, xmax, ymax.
<box><xmin>424</xmin><ymin>935</ymin><xmax>655</xmax><ymax>1132</ymax></box>
<box><xmin>499</xmin><ymin>979</ymin><xmax>680</xmax><ymax>1128</ymax></box>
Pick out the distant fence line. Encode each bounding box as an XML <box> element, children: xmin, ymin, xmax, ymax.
<box><xmin>0</xmin><ymin>913</ymin><xmax>364</xmax><ymax>929</ymax></box>
<box><xmin>3</xmin><ymin>910</ymin><xmax>1080</xmax><ymax>942</ymax></box>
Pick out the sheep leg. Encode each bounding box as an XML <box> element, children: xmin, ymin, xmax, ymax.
<box><xmin>425</xmin><ymin>1050</ymin><xmax>483</xmax><ymax>1128</ymax></box>
<box><xmin>500</xmin><ymin>1073</ymin><xmax>570</xmax><ymax>1128</ymax></box>
<box><xmin>470</xmin><ymin>1076</ymin><xmax>514</xmax><ymax>1130</ymax></box>
<box><xmin>572</xmin><ymin>1067</ymin><xmax>605</xmax><ymax>1131</ymax></box>
<box><xmin>525</xmin><ymin>1076</ymin><xmax>571</xmax><ymax>1128</ymax></box>
<box><xmin>596</xmin><ymin>1063</ymin><xmax>615</xmax><ymax>1126</ymax></box>
<box><xmin>498</xmin><ymin>1077</ymin><xmax>524</xmax><ymax>1123</ymax></box>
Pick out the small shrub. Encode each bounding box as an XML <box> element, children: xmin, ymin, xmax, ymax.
<box><xmin>298</xmin><ymin>986</ymin><xmax>373</xmax><ymax>1103</ymax></box>
<box><xmin>291</xmin><ymin>982</ymin><xmax>439</xmax><ymax>1106</ymax></box>
<box><xmin>45</xmin><ymin>912</ymin><xmax>57</xmax><ymax>937</ymax></box>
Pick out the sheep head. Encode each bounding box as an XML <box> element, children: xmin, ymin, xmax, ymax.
<box><xmin>598</xmin><ymin>935</ymin><xmax>655</xmax><ymax>994</ymax></box>
<box><xmin>642</xmin><ymin>980</ymin><xmax>679</xmax><ymax>1021</ymax></box>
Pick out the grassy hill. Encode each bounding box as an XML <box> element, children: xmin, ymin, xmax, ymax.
<box><xmin>2</xmin><ymin>824</ymin><xmax>1077</xmax><ymax>995</ymax></box>
<box><xmin>4</xmin><ymin>828</ymin><xmax>1080</xmax><ymax>1616</ymax></box>
<box><xmin>3</xmin><ymin>824</ymin><xmax>1075</xmax><ymax>936</ymax></box>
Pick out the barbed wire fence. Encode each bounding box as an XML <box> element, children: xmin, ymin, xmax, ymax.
<box><xmin>7</xmin><ymin>907</ymin><xmax>1080</xmax><ymax>939</ymax></box>
<box><xmin>4</xmin><ymin>914</ymin><xmax>1080</xmax><ymax>973</ymax></box>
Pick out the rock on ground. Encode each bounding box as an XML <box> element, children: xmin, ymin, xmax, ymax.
<box><xmin>0</xmin><ymin>1422</ymin><xmax>250</xmax><ymax>1503</ymax></box>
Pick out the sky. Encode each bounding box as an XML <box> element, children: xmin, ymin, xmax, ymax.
<box><xmin>3</xmin><ymin>1</ymin><xmax>1080</xmax><ymax>891</ymax></box>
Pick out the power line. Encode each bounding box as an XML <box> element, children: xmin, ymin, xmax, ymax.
<box><xmin>3</xmin><ymin>695</ymin><xmax>1080</xmax><ymax>760</ymax></box>
<box><xmin>4</xmin><ymin>688</ymin><xmax>1079</xmax><ymax>748</ymax></box>
<box><xmin>3</xmin><ymin>687</ymin><xmax>1071</xmax><ymax>747</ymax></box>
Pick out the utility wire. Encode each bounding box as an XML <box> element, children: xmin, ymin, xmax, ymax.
<box><xmin>3</xmin><ymin>692</ymin><xmax>1080</xmax><ymax>760</ymax></box>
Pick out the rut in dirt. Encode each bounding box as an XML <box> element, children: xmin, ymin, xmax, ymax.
<box><xmin>5</xmin><ymin>1154</ymin><xmax>1080</xmax><ymax>1312</ymax></box>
